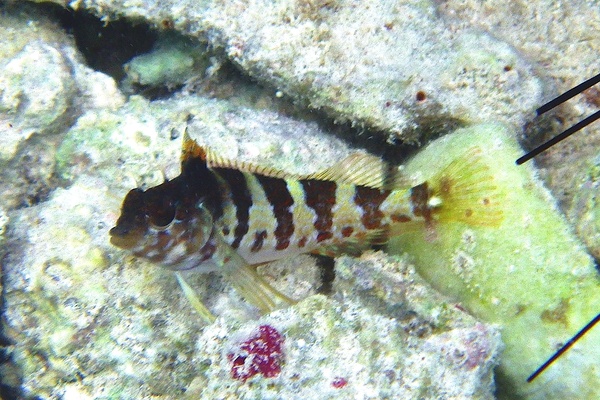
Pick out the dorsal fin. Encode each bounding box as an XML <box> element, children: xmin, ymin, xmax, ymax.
<box><xmin>182</xmin><ymin>135</ymin><xmax>408</xmax><ymax>188</ymax></box>
<box><xmin>181</xmin><ymin>131</ymin><xmax>207</xmax><ymax>163</ymax></box>
<box><xmin>180</xmin><ymin>133</ymin><xmax>290</xmax><ymax>178</ymax></box>
<box><xmin>204</xmin><ymin>146</ymin><xmax>291</xmax><ymax>179</ymax></box>
<box><xmin>306</xmin><ymin>152</ymin><xmax>407</xmax><ymax>189</ymax></box>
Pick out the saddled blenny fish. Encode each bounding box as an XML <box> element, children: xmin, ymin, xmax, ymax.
<box><xmin>109</xmin><ymin>134</ymin><xmax>502</xmax><ymax>322</ymax></box>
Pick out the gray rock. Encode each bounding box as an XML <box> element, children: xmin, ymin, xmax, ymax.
<box><xmin>39</xmin><ymin>0</ymin><xmax>543</xmax><ymax>144</ymax></box>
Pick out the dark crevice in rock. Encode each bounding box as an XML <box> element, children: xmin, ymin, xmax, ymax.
<box><xmin>129</xmin><ymin>82</ymin><xmax>186</xmax><ymax>100</ymax></box>
<box><xmin>28</xmin><ymin>3</ymin><xmax>436</xmax><ymax>162</ymax></box>
<box><xmin>0</xmin><ymin>251</ymin><xmax>24</xmax><ymax>400</ymax></box>
<box><xmin>49</xmin><ymin>3</ymin><xmax>158</xmax><ymax>82</ymax></box>
<box><xmin>320</xmin><ymin>117</ymin><xmax>436</xmax><ymax>165</ymax></box>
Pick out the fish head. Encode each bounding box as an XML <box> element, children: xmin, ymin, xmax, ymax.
<box><xmin>109</xmin><ymin>178</ymin><xmax>214</xmax><ymax>269</ymax></box>
<box><xmin>109</xmin><ymin>187</ymin><xmax>149</xmax><ymax>250</ymax></box>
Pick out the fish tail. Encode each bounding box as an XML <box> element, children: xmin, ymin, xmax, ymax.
<box><xmin>429</xmin><ymin>147</ymin><xmax>504</xmax><ymax>227</ymax></box>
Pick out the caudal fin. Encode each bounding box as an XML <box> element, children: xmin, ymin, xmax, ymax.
<box><xmin>429</xmin><ymin>147</ymin><xmax>504</xmax><ymax>227</ymax></box>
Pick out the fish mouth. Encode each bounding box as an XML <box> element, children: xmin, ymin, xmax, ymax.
<box><xmin>109</xmin><ymin>225</ymin><xmax>143</xmax><ymax>249</ymax></box>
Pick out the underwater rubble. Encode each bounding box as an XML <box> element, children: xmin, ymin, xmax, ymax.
<box><xmin>192</xmin><ymin>253</ymin><xmax>500</xmax><ymax>399</ymax></box>
<box><xmin>36</xmin><ymin>0</ymin><xmax>544</xmax><ymax>144</ymax></box>
<box><xmin>1</xmin><ymin>92</ymin><xmax>501</xmax><ymax>398</ymax></box>
<box><xmin>0</xmin><ymin>0</ymin><xmax>599</xmax><ymax>399</ymax></box>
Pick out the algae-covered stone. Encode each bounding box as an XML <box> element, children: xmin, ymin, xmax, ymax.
<box><xmin>41</xmin><ymin>0</ymin><xmax>542</xmax><ymax>144</ymax></box>
<box><xmin>123</xmin><ymin>32</ymin><xmax>211</xmax><ymax>90</ymax></box>
<box><xmin>0</xmin><ymin>205</ymin><xmax>6</xmax><ymax>299</ymax></box>
<box><xmin>2</xmin><ymin>176</ymin><xmax>208</xmax><ymax>398</ymax></box>
<box><xmin>569</xmin><ymin>153</ymin><xmax>600</xmax><ymax>259</ymax></box>
<box><xmin>202</xmin><ymin>0</ymin><xmax>542</xmax><ymax>143</ymax></box>
<box><xmin>0</xmin><ymin>3</ymin><xmax>124</xmax><ymax>210</ymax></box>
<box><xmin>192</xmin><ymin>252</ymin><xmax>500</xmax><ymax>400</ymax></box>
<box><xmin>0</xmin><ymin>205</ymin><xmax>7</xmax><ymax>239</ymax></box>
<box><xmin>388</xmin><ymin>123</ymin><xmax>600</xmax><ymax>399</ymax></box>
<box><xmin>55</xmin><ymin>94</ymin><xmax>183</xmax><ymax>185</ymax></box>
<box><xmin>0</xmin><ymin>7</ymin><xmax>75</xmax><ymax>162</ymax></box>
<box><xmin>0</xmin><ymin>41</ymin><xmax>74</xmax><ymax>139</ymax></box>
<box><xmin>56</xmin><ymin>94</ymin><xmax>352</xmax><ymax>187</ymax></box>
<box><xmin>0</xmin><ymin>3</ymin><xmax>124</xmax><ymax>164</ymax></box>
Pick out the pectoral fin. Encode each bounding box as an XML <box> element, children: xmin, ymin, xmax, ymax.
<box><xmin>175</xmin><ymin>271</ymin><xmax>217</xmax><ymax>324</ymax></box>
<box><xmin>215</xmin><ymin>233</ymin><xmax>295</xmax><ymax>314</ymax></box>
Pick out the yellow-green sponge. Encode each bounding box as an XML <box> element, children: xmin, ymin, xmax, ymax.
<box><xmin>388</xmin><ymin>123</ymin><xmax>600</xmax><ymax>399</ymax></box>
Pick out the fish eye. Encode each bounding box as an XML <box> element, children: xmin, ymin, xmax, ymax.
<box><xmin>147</xmin><ymin>199</ymin><xmax>177</xmax><ymax>228</ymax></box>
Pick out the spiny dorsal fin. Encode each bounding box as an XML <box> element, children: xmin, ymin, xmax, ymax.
<box><xmin>204</xmin><ymin>146</ymin><xmax>291</xmax><ymax>179</ymax></box>
<box><xmin>181</xmin><ymin>131</ymin><xmax>207</xmax><ymax>163</ymax></box>
<box><xmin>181</xmin><ymin>133</ymin><xmax>292</xmax><ymax>178</ymax></box>
<box><xmin>182</xmin><ymin>135</ymin><xmax>408</xmax><ymax>188</ymax></box>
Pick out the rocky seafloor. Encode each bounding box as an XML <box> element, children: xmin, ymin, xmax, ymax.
<box><xmin>0</xmin><ymin>0</ymin><xmax>599</xmax><ymax>399</ymax></box>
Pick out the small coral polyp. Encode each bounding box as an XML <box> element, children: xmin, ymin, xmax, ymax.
<box><xmin>228</xmin><ymin>325</ymin><xmax>284</xmax><ymax>381</ymax></box>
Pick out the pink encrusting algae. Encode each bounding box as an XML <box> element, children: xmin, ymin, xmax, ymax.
<box><xmin>331</xmin><ymin>377</ymin><xmax>348</xmax><ymax>388</ymax></box>
<box><xmin>228</xmin><ymin>325</ymin><xmax>284</xmax><ymax>381</ymax></box>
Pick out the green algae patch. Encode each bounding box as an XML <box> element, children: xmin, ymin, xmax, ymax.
<box><xmin>388</xmin><ymin>123</ymin><xmax>600</xmax><ymax>399</ymax></box>
<box><xmin>569</xmin><ymin>153</ymin><xmax>600</xmax><ymax>259</ymax></box>
<box><xmin>55</xmin><ymin>111</ymin><xmax>123</xmax><ymax>181</ymax></box>
<box><xmin>123</xmin><ymin>33</ymin><xmax>210</xmax><ymax>89</ymax></box>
